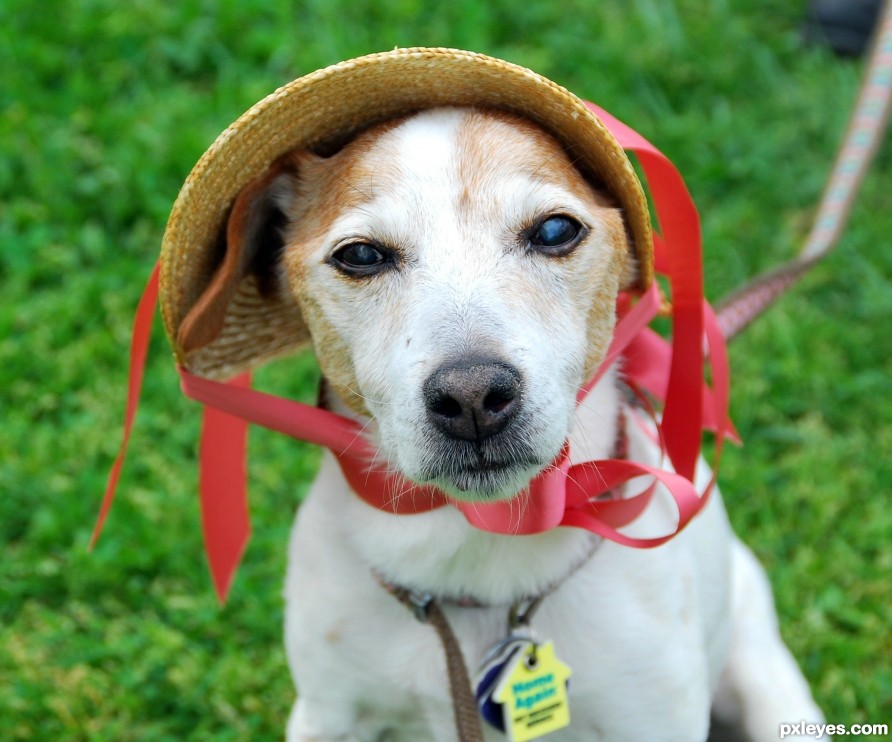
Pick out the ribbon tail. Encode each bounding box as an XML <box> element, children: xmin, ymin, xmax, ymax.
<box><xmin>199</xmin><ymin>373</ymin><xmax>252</xmax><ymax>604</ymax></box>
<box><xmin>90</xmin><ymin>262</ymin><xmax>160</xmax><ymax>550</ymax></box>
<box><xmin>588</xmin><ymin>102</ymin><xmax>705</xmax><ymax>481</ymax></box>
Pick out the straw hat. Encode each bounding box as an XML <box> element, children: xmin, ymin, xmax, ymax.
<box><xmin>160</xmin><ymin>47</ymin><xmax>654</xmax><ymax>380</ymax></box>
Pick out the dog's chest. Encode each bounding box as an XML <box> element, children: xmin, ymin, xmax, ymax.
<box><xmin>286</xmin><ymin>468</ymin><xmax>729</xmax><ymax>741</ymax></box>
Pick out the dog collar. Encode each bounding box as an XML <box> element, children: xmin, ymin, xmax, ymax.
<box><xmin>92</xmin><ymin>103</ymin><xmax>736</xmax><ymax>602</ymax></box>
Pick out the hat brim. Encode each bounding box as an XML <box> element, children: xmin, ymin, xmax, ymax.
<box><xmin>160</xmin><ymin>47</ymin><xmax>654</xmax><ymax>380</ymax></box>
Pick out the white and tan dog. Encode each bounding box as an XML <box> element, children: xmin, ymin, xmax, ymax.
<box><xmin>184</xmin><ymin>107</ymin><xmax>826</xmax><ymax>741</ymax></box>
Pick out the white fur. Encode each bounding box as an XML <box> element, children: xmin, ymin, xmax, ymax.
<box><xmin>274</xmin><ymin>110</ymin><xmax>826</xmax><ymax>740</ymax></box>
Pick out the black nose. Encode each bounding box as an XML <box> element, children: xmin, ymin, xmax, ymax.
<box><xmin>423</xmin><ymin>359</ymin><xmax>522</xmax><ymax>442</ymax></box>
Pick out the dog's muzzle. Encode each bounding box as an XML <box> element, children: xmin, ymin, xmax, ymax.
<box><xmin>420</xmin><ymin>357</ymin><xmax>542</xmax><ymax>496</ymax></box>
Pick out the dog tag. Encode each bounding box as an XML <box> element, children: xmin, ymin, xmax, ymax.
<box><xmin>493</xmin><ymin>641</ymin><xmax>572</xmax><ymax>741</ymax></box>
<box><xmin>475</xmin><ymin>634</ymin><xmax>532</xmax><ymax>732</ymax></box>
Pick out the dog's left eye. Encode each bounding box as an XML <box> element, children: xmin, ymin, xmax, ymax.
<box><xmin>528</xmin><ymin>215</ymin><xmax>584</xmax><ymax>256</ymax></box>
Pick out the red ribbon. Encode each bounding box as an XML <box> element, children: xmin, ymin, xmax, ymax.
<box><xmin>89</xmin><ymin>262</ymin><xmax>160</xmax><ymax>552</ymax></box>
<box><xmin>91</xmin><ymin>105</ymin><xmax>735</xmax><ymax>603</ymax></box>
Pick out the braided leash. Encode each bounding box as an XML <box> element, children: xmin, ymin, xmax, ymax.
<box><xmin>382</xmin><ymin>587</ymin><xmax>485</xmax><ymax>742</ymax></box>
<box><xmin>717</xmin><ymin>0</ymin><xmax>892</xmax><ymax>340</ymax></box>
<box><xmin>427</xmin><ymin>602</ymin><xmax>486</xmax><ymax>742</ymax></box>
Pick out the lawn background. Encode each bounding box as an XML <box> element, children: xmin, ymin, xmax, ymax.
<box><xmin>1</xmin><ymin>0</ymin><xmax>889</xmax><ymax>739</ymax></box>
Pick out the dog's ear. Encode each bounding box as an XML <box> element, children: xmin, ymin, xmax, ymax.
<box><xmin>177</xmin><ymin>155</ymin><xmax>303</xmax><ymax>354</ymax></box>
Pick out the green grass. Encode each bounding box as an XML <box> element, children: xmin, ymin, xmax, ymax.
<box><xmin>1</xmin><ymin>0</ymin><xmax>890</xmax><ymax>738</ymax></box>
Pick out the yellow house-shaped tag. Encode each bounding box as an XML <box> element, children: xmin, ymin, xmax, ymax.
<box><xmin>492</xmin><ymin>640</ymin><xmax>572</xmax><ymax>741</ymax></box>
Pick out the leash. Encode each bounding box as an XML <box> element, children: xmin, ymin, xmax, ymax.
<box><xmin>428</xmin><ymin>601</ymin><xmax>484</xmax><ymax>742</ymax></box>
<box><xmin>382</xmin><ymin>586</ymin><xmax>485</xmax><ymax>742</ymax></box>
<box><xmin>717</xmin><ymin>0</ymin><xmax>892</xmax><ymax>340</ymax></box>
<box><xmin>381</xmin><ymin>580</ymin><xmax>553</xmax><ymax>742</ymax></box>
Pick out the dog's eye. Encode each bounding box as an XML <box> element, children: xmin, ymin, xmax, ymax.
<box><xmin>528</xmin><ymin>216</ymin><xmax>584</xmax><ymax>256</ymax></box>
<box><xmin>330</xmin><ymin>242</ymin><xmax>392</xmax><ymax>276</ymax></box>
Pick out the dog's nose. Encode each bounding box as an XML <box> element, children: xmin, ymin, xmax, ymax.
<box><xmin>423</xmin><ymin>359</ymin><xmax>522</xmax><ymax>442</ymax></box>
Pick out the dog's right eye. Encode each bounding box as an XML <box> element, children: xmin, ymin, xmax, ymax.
<box><xmin>329</xmin><ymin>242</ymin><xmax>393</xmax><ymax>277</ymax></box>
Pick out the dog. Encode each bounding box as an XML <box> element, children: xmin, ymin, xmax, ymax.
<box><xmin>179</xmin><ymin>106</ymin><xmax>827</xmax><ymax>741</ymax></box>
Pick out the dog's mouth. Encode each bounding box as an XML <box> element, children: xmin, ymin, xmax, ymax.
<box><xmin>419</xmin><ymin>440</ymin><xmax>547</xmax><ymax>502</ymax></box>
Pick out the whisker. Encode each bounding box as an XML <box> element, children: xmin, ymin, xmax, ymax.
<box><xmin>341</xmin><ymin>415</ymin><xmax>377</xmax><ymax>457</ymax></box>
<box><xmin>343</xmin><ymin>384</ymin><xmax>395</xmax><ymax>408</ymax></box>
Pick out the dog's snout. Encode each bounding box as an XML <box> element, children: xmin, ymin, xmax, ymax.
<box><xmin>423</xmin><ymin>359</ymin><xmax>522</xmax><ymax>442</ymax></box>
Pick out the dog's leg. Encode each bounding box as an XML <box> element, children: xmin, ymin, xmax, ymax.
<box><xmin>712</xmin><ymin>539</ymin><xmax>828</xmax><ymax>741</ymax></box>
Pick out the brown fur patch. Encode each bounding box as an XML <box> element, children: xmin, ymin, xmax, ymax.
<box><xmin>276</xmin><ymin>126</ymin><xmax>411</xmax><ymax>417</ymax></box>
<box><xmin>454</xmin><ymin>110</ymin><xmax>618</xmax><ymax>215</ymax></box>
